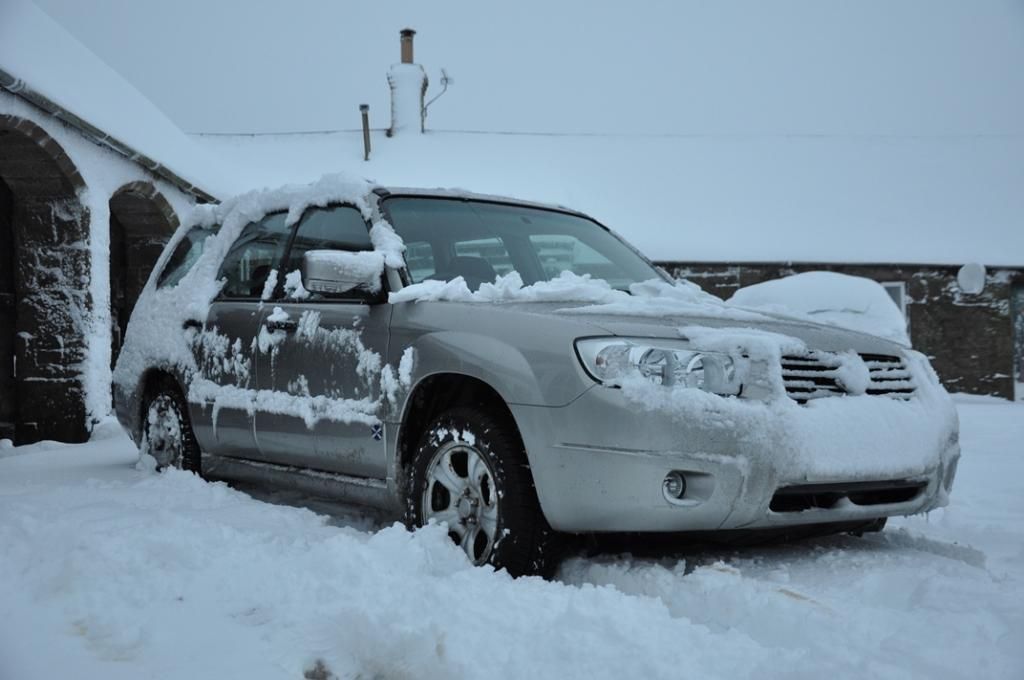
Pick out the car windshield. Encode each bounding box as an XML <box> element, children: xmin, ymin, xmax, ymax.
<box><xmin>383</xmin><ymin>197</ymin><xmax>664</xmax><ymax>291</ymax></box>
<box><xmin>157</xmin><ymin>224</ymin><xmax>220</xmax><ymax>288</ymax></box>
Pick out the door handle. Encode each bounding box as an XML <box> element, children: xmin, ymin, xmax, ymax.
<box><xmin>182</xmin><ymin>319</ymin><xmax>202</xmax><ymax>330</ymax></box>
<box><xmin>265</xmin><ymin>319</ymin><xmax>298</xmax><ymax>333</ymax></box>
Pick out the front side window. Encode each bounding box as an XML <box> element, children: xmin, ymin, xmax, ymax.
<box><xmin>157</xmin><ymin>224</ymin><xmax>220</xmax><ymax>289</ymax></box>
<box><xmin>217</xmin><ymin>212</ymin><xmax>290</xmax><ymax>298</ymax></box>
<box><xmin>280</xmin><ymin>205</ymin><xmax>376</xmax><ymax>300</ymax></box>
<box><xmin>384</xmin><ymin>197</ymin><xmax>663</xmax><ymax>291</ymax></box>
<box><xmin>282</xmin><ymin>205</ymin><xmax>373</xmax><ymax>271</ymax></box>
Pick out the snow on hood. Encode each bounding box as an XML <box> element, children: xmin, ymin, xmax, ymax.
<box><xmin>728</xmin><ymin>272</ymin><xmax>911</xmax><ymax>346</ymax></box>
<box><xmin>390</xmin><ymin>271</ymin><xmax>769</xmax><ymax>323</ymax></box>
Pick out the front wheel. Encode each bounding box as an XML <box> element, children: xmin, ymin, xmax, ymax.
<box><xmin>404</xmin><ymin>407</ymin><xmax>558</xmax><ymax>577</ymax></box>
<box><xmin>140</xmin><ymin>380</ymin><xmax>202</xmax><ymax>474</ymax></box>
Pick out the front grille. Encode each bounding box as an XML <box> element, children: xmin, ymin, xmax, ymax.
<box><xmin>781</xmin><ymin>351</ymin><xmax>915</xmax><ymax>403</ymax></box>
<box><xmin>860</xmin><ymin>353</ymin><xmax>916</xmax><ymax>398</ymax></box>
<box><xmin>780</xmin><ymin>353</ymin><xmax>844</xmax><ymax>401</ymax></box>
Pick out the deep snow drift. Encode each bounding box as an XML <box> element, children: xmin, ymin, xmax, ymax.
<box><xmin>728</xmin><ymin>271</ymin><xmax>911</xmax><ymax>345</ymax></box>
<box><xmin>0</xmin><ymin>398</ymin><xmax>1021</xmax><ymax>679</ymax></box>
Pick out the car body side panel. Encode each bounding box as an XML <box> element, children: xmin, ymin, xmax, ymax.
<box><xmin>386</xmin><ymin>300</ymin><xmax>603</xmax><ymax>410</ymax></box>
<box><xmin>510</xmin><ymin>385</ymin><xmax>958</xmax><ymax>533</ymax></box>
<box><xmin>254</xmin><ymin>301</ymin><xmax>390</xmax><ymax>478</ymax></box>
<box><xmin>188</xmin><ymin>301</ymin><xmax>263</xmax><ymax>457</ymax></box>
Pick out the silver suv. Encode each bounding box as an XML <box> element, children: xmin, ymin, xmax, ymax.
<box><xmin>114</xmin><ymin>180</ymin><xmax>960</xmax><ymax>576</ymax></box>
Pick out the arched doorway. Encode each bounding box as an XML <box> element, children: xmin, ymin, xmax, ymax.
<box><xmin>108</xmin><ymin>182</ymin><xmax>179</xmax><ymax>367</ymax></box>
<box><xmin>0</xmin><ymin>115</ymin><xmax>90</xmax><ymax>444</ymax></box>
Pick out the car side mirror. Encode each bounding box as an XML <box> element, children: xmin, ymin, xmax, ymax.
<box><xmin>301</xmin><ymin>249</ymin><xmax>385</xmax><ymax>295</ymax></box>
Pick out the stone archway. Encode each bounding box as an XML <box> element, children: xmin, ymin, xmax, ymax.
<box><xmin>0</xmin><ymin>115</ymin><xmax>90</xmax><ymax>444</ymax></box>
<box><xmin>108</xmin><ymin>181</ymin><xmax>179</xmax><ymax>366</ymax></box>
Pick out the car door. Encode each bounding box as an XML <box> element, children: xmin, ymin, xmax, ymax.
<box><xmin>187</xmin><ymin>211</ymin><xmax>292</xmax><ymax>458</ymax></box>
<box><xmin>253</xmin><ymin>204</ymin><xmax>391</xmax><ymax>478</ymax></box>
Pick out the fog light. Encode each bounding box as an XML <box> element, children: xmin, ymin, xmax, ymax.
<box><xmin>663</xmin><ymin>471</ymin><xmax>686</xmax><ymax>499</ymax></box>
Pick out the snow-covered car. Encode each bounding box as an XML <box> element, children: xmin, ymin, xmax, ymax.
<box><xmin>113</xmin><ymin>175</ymin><xmax>960</xmax><ymax>576</ymax></box>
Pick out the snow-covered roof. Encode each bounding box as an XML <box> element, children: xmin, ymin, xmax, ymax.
<box><xmin>9</xmin><ymin>0</ymin><xmax>1019</xmax><ymax>267</ymax></box>
<box><xmin>193</xmin><ymin>130</ymin><xmax>1024</xmax><ymax>267</ymax></box>
<box><xmin>0</xmin><ymin>0</ymin><xmax>233</xmax><ymax>198</ymax></box>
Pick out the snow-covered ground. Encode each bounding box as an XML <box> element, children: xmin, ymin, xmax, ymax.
<box><xmin>1</xmin><ymin>397</ymin><xmax>1021</xmax><ymax>679</ymax></box>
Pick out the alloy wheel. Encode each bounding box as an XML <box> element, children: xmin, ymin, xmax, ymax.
<box><xmin>421</xmin><ymin>441</ymin><xmax>500</xmax><ymax>563</ymax></box>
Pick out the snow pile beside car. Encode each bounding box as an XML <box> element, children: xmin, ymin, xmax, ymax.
<box><xmin>1</xmin><ymin>400</ymin><xmax>1022</xmax><ymax>679</ymax></box>
<box><xmin>728</xmin><ymin>272</ymin><xmax>910</xmax><ymax>345</ymax></box>
<box><xmin>0</xmin><ymin>439</ymin><xmax>788</xmax><ymax>680</ymax></box>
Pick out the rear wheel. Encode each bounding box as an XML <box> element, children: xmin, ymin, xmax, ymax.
<box><xmin>141</xmin><ymin>380</ymin><xmax>201</xmax><ymax>474</ymax></box>
<box><xmin>404</xmin><ymin>407</ymin><xmax>558</xmax><ymax>577</ymax></box>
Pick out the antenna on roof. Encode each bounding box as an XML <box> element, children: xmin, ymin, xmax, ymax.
<box><xmin>423</xmin><ymin>68</ymin><xmax>452</xmax><ymax>124</ymax></box>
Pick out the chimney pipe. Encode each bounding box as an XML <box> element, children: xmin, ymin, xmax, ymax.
<box><xmin>400</xmin><ymin>28</ymin><xmax>416</xmax><ymax>64</ymax></box>
<box><xmin>359</xmin><ymin>104</ymin><xmax>371</xmax><ymax>161</ymax></box>
<box><xmin>388</xmin><ymin>28</ymin><xmax>428</xmax><ymax>136</ymax></box>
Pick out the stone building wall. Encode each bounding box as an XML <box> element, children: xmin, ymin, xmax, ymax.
<box><xmin>1</xmin><ymin>91</ymin><xmax>196</xmax><ymax>444</ymax></box>
<box><xmin>658</xmin><ymin>261</ymin><xmax>1024</xmax><ymax>399</ymax></box>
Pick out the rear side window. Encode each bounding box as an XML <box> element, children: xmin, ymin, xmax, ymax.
<box><xmin>157</xmin><ymin>224</ymin><xmax>219</xmax><ymax>289</ymax></box>
<box><xmin>217</xmin><ymin>212</ymin><xmax>291</xmax><ymax>298</ymax></box>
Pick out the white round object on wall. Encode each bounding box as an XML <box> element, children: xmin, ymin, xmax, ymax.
<box><xmin>956</xmin><ymin>263</ymin><xmax>987</xmax><ymax>295</ymax></box>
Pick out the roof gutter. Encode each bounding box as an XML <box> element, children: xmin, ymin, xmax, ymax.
<box><xmin>0</xmin><ymin>67</ymin><xmax>217</xmax><ymax>203</ymax></box>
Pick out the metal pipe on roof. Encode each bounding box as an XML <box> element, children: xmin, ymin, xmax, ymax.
<box><xmin>400</xmin><ymin>28</ymin><xmax>416</xmax><ymax>64</ymax></box>
<box><xmin>360</xmin><ymin>104</ymin><xmax>371</xmax><ymax>161</ymax></box>
<box><xmin>0</xmin><ymin>66</ymin><xmax>217</xmax><ymax>203</ymax></box>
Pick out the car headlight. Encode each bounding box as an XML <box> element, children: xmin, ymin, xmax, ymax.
<box><xmin>575</xmin><ymin>337</ymin><xmax>743</xmax><ymax>395</ymax></box>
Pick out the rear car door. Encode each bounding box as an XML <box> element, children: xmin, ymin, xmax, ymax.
<box><xmin>187</xmin><ymin>212</ymin><xmax>291</xmax><ymax>458</ymax></box>
<box><xmin>253</xmin><ymin>204</ymin><xmax>391</xmax><ymax>478</ymax></box>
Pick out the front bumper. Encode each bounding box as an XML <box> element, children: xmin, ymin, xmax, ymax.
<box><xmin>512</xmin><ymin>385</ymin><xmax>960</xmax><ymax>533</ymax></box>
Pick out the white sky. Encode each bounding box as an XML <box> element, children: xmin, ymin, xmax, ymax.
<box><xmin>32</xmin><ymin>0</ymin><xmax>1024</xmax><ymax>136</ymax></box>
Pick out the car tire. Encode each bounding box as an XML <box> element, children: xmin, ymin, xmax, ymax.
<box><xmin>404</xmin><ymin>406</ymin><xmax>559</xmax><ymax>577</ymax></box>
<box><xmin>141</xmin><ymin>378</ymin><xmax>202</xmax><ymax>475</ymax></box>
